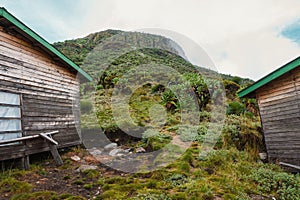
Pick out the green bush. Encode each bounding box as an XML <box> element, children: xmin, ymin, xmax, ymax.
<box><xmin>249</xmin><ymin>168</ymin><xmax>300</xmax><ymax>200</ymax></box>
<box><xmin>165</xmin><ymin>173</ymin><xmax>188</xmax><ymax>187</ymax></box>
<box><xmin>133</xmin><ymin>193</ymin><xmax>171</xmax><ymax>200</ymax></box>
<box><xmin>223</xmin><ymin>79</ymin><xmax>240</xmax><ymax>99</ymax></box>
<box><xmin>142</xmin><ymin>129</ymin><xmax>172</xmax><ymax>150</ymax></box>
<box><xmin>221</xmin><ymin>114</ymin><xmax>263</xmax><ymax>155</ymax></box>
<box><xmin>226</xmin><ymin>101</ymin><xmax>246</xmax><ymax>115</ymax></box>
<box><xmin>161</xmin><ymin>89</ymin><xmax>177</xmax><ymax>110</ymax></box>
<box><xmin>176</xmin><ymin>124</ymin><xmax>208</xmax><ymax>143</ymax></box>
<box><xmin>0</xmin><ymin>178</ymin><xmax>32</xmax><ymax>194</ymax></box>
<box><xmin>80</xmin><ymin>99</ymin><xmax>93</xmax><ymax>114</ymax></box>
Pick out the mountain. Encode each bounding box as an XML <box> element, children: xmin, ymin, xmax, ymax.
<box><xmin>53</xmin><ymin>30</ymin><xmax>253</xmax><ymax>87</ymax></box>
<box><xmin>53</xmin><ymin>29</ymin><xmax>187</xmax><ymax>67</ymax></box>
<box><xmin>53</xmin><ymin>29</ymin><xmax>257</xmax><ymax>134</ymax></box>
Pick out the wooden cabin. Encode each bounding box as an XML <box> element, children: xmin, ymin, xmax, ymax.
<box><xmin>0</xmin><ymin>8</ymin><xmax>92</xmax><ymax>165</ymax></box>
<box><xmin>238</xmin><ymin>56</ymin><xmax>300</xmax><ymax>170</ymax></box>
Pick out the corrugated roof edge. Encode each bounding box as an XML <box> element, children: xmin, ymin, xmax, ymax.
<box><xmin>0</xmin><ymin>7</ymin><xmax>93</xmax><ymax>82</ymax></box>
<box><xmin>238</xmin><ymin>56</ymin><xmax>300</xmax><ymax>98</ymax></box>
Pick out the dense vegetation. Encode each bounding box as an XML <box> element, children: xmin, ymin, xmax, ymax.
<box><xmin>0</xmin><ymin>30</ymin><xmax>298</xmax><ymax>200</ymax></box>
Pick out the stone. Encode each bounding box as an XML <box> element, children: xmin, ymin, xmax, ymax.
<box><xmin>89</xmin><ymin>149</ymin><xmax>102</xmax><ymax>156</ymax></box>
<box><xmin>77</xmin><ymin>164</ymin><xmax>98</xmax><ymax>172</ymax></box>
<box><xmin>124</xmin><ymin>148</ymin><xmax>134</xmax><ymax>153</ymax></box>
<box><xmin>109</xmin><ymin>148</ymin><xmax>124</xmax><ymax>156</ymax></box>
<box><xmin>104</xmin><ymin>143</ymin><xmax>118</xmax><ymax>150</ymax></box>
<box><xmin>70</xmin><ymin>155</ymin><xmax>81</xmax><ymax>162</ymax></box>
<box><xmin>259</xmin><ymin>152</ymin><xmax>267</xmax><ymax>160</ymax></box>
<box><xmin>136</xmin><ymin>147</ymin><xmax>146</xmax><ymax>153</ymax></box>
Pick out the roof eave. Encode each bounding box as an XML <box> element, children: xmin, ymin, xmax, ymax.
<box><xmin>0</xmin><ymin>7</ymin><xmax>93</xmax><ymax>82</ymax></box>
<box><xmin>238</xmin><ymin>56</ymin><xmax>300</xmax><ymax>98</ymax></box>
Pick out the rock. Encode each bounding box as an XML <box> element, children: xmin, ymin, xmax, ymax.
<box><xmin>136</xmin><ymin>147</ymin><xmax>146</xmax><ymax>153</ymax></box>
<box><xmin>259</xmin><ymin>152</ymin><xmax>267</xmax><ymax>160</ymax></box>
<box><xmin>77</xmin><ymin>164</ymin><xmax>98</xmax><ymax>172</ymax></box>
<box><xmin>109</xmin><ymin>148</ymin><xmax>124</xmax><ymax>156</ymax></box>
<box><xmin>104</xmin><ymin>143</ymin><xmax>118</xmax><ymax>150</ymax></box>
<box><xmin>124</xmin><ymin>148</ymin><xmax>134</xmax><ymax>153</ymax></box>
<box><xmin>84</xmin><ymin>155</ymin><xmax>99</xmax><ymax>163</ymax></box>
<box><xmin>70</xmin><ymin>155</ymin><xmax>81</xmax><ymax>162</ymax></box>
<box><xmin>89</xmin><ymin>149</ymin><xmax>102</xmax><ymax>156</ymax></box>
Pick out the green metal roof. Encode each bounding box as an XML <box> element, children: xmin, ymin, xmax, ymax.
<box><xmin>238</xmin><ymin>56</ymin><xmax>300</xmax><ymax>98</ymax></box>
<box><xmin>0</xmin><ymin>7</ymin><xmax>93</xmax><ymax>82</ymax></box>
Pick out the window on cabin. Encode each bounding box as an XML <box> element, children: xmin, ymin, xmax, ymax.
<box><xmin>0</xmin><ymin>91</ymin><xmax>22</xmax><ymax>145</ymax></box>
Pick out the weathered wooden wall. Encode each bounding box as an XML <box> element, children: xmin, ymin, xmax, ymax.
<box><xmin>257</xmin><ymin>67</ymin><xmax>300</xmax><ymax>166</ymax></box>
<box><xmin>0</xmin><ymin>26</ymin><xmax>81</xmax><ymax>161</ymax></box>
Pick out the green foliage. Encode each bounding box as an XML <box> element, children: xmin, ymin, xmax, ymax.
<box><xmin>10</xmin><ymin>191</ymin><xmax>59</xmax><ymax>200</ymax></box>
<box><xmin>83</xmin><ymin>183</ymin><xmax>93</xmax><ymax>190</ymax></box>
<box><xmin>226</xmin><ymin>101</ymin><xmax>246</xmax><ymax>115</ymax></box>
<box><xmin>175</xmin><ymin>124</ymin><xmax>208</xmax><ymax>142</ymax></box>
<box><xmin>83</xmin><ymin>169</ymin><xmax>100</xmax><ymax>179</ymax></box>
<box><xmin>46</xmin><ymin>29</ymin><xmax>297</xmax><ymax>200</ymax></box>
<box><xmin>201</xmin><ymin>149</ymin><xmax>241</xmax><ymax>170</ymax></box>
<box><xmin>133</xmin><ymin>193</ymin><xmax>171</xmax><ymax>200</ymax></box>
<box><xmin>10</xmin><ymin>191</ymin><xmax>86</xmax><ymax>200</ymax></box>
<box><xmin>231</xmin><ymin>76</ymin><xmax>243</xmax><ymax>85</ymax></box>
<box><xmin>53</xmin><ymin>30</ymin><xmax>122</xmax><ymax>66</ymax></box>
<box><xmin>1</xmin><ymin>147</ymin><xmax>299</xmax><ymax>200</ymax></box>
<box><xmin>222</xmin><ymin>114</ymin><xmax>263</xmax><ymax>155</ymax></box>
<box><xmin>223</xmin><ymin>79</ymin><xmax>240</xmax><ymax>100</ymax></box>
<box><xmin>183</xmin><ymin>73</ymin><xmax>210</xmax><ymax>110</ymax></box>
<box><xmin>73</xmin><ymin>179</ymin><xmax>84</xmax><ymax>185</ymax></box>
<box><xmin>248</xmin><ymin>168</ymin><xmax>300</xmax><ymax>200</ymax></box>
<box><xmin>80</xmin><ymin>99</ymin><xmax>93</xmax><ymax>114</ymax></box>
<box><xmin>161</xmin><ymin>89</ymin><xmax>177</xmax><ymax>110</ymax></box>
<box><xmin>0</xmin><ymin>177</ymin><xmax>32</xmax><ymax>195</ymax></box>
<box><xmin>165</xmin><ymin>173</ymin><xmax>188</xmax><ymax>186</ymax></box>
<box><xmin>142</xmin><ymin>129</ymin><xmax>172</xmax><ymax>150</ymax></box>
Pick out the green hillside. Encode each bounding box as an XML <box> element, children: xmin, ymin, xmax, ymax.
<box><xmin>8</xmin><ymin>30</ymin><xmax>292</xmax><ymax>199</ymax></box>
<box><xmin>53</xmin><ymin>30</ymin><xmax>255</xmax><ymax>136</ymax></box>
<box><xmin>0</xmin><ymin>30</ymin><xmax>299</xmax><ymax>200</ymax></box>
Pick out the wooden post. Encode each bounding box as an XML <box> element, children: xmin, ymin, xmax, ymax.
<box><xmin>22</xmin><ymin>155</ymin><xmax>30</xmax><ymax>170</ymax></box>
<box><xmin>49</xmin><ymin>143</ymin><xmax>63</xmax><ymax>166</ymax></box>
<box><xmin>39</xmin><ymin>133</ymin><xmax>63</xmax><ymax>166</ymax></box>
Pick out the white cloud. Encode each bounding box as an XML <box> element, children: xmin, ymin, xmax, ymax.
<box><xmin>206</xmin><ymin>31</ymin><xmax>300</xmax><ymax>80</ymax></box>
<box><xmin>1</xmin><ymin>0</ymin><xmax>300</xmax><ymax>80</ymax></box>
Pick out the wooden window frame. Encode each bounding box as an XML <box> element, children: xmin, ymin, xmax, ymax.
<box><xmin>0</xmin><ymin>91</ymin><xmax>24</xmax><ymax>145</ymax></box>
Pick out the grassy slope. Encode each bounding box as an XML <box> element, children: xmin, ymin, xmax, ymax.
<box><xmin>0</xmin><ymin>147</ymin><xmax>299</xmax><ymax>200</ymax></box>
<box><xmin>0</xmin><ymin>30</ymin><xmax>298</xmax><ymax>200</ymax></box>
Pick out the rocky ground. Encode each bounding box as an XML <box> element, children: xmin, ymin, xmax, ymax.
<box><xmin>0</xmin><ymin>144</ymin><xmax>287</xmax><ymax>200</ymax></box>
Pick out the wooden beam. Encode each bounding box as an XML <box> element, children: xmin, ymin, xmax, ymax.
<box><xmin>279</xmin><ymin>162</ymin><xmax>300</xmax><ymax>170</ymax></box>
<box><xmin>39</xmin><ymin>133</ymin><xmax>58</xmax><ymax>145</ymax></box>
<box><xmin>39</xmin><ymin>132</ymin><xmax>63</xmax><ymax>166</ymax></box>
<box><xmin>0</xmin><ymin>130</ymin><xmax>58</xmax><ymax>145</ymax></box>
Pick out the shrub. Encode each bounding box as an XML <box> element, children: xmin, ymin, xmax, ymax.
<box><xmin>165</xmin><ymin>173</ymin><xmax>188</xmax><ymax>187</ymax></box>
<box><xmin>133</xmin><ymin>193</ymin><xmax>171</xmax><ymax>200</ymax></box>
<box><xmin>249</xmin><ymin>168</ymin><xmax>300</xmax><ymax>200</ymax></box>
<box><xmin>226</xmin><ymin>101</ymin><xmax>246</xmax><ymax>115</ymax></box>
<box><xmin>223</xmin><ymin>79</ymin><xmax>240</xmax><ymax>96</ymax></box>
<box><xmin>231</xmin><ymin>76</ymin><xmax>242</xmax><ymax>85</ymax></box>
<box><xmin>142</xmin><ymin>129</ymin><xmax>172</xmax><ymax>150</ymax></box>
<box><xmin>221</xmin><ymin>115</ymin><xmax>263</xmax><ymax>155</ymax></box>
<box><xmin>161</xmin><ymin>89</ymin><xmax>177</xmax><ymax>110</ymax></box>
<box><xmin>80</xmin><ymin>99</ymin><xmax>93</xmax><ymax>114</ymax></box>
<box><xmin>0</xmin><ymin>178</ymin><xmax>32</xmax><ymax>195</ymax></box>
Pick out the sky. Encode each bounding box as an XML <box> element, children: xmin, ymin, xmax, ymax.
<box><xmin>1</xmin><ymin>0</ymin><xmax>300</xmax><ymax>80</ymax></box>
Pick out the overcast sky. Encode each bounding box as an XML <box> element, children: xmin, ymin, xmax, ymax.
<box><xmin>1</xmin><ymin>0</ymin><xmax>300</xmax><ymax>80</ymax></box>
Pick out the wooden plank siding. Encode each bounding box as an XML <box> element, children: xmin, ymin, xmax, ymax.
<box><xmin>257</xmin><ymin>67</ymin><xmax>300</xmax><ymax>166</ymax></box>
<box><xmin>0</xmin><ymin>26</ymin><xmax>81</xmax><ymax>161</ymax></box>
